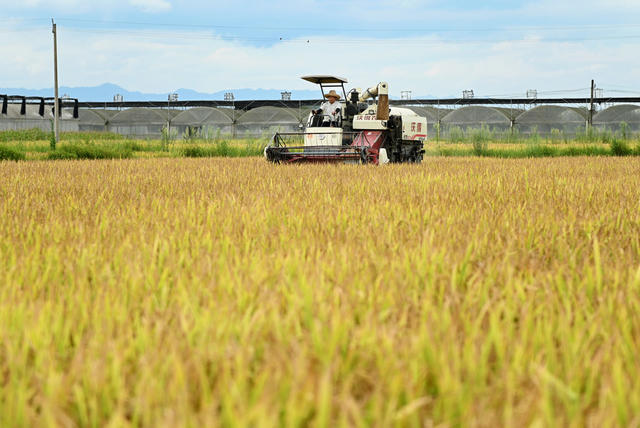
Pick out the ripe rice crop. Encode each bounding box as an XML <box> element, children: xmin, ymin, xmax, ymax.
<box><xmin>1</xmin><ymin>157</ymin><xmax>639</xmax><ymax>426</ymax></box>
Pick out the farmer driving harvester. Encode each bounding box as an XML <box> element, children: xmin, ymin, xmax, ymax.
<box><xmin>264</xmin><ymin>76</ymin><xmax>427</xmax><ymax>164</ymax></box>
<box><xmin>312</xmin><ymin>89</ymin><xmax>342</xmax><ymax>127</ymax></box>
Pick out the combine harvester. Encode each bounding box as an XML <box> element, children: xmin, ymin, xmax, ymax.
<box><xmin>264</xmin><ymin>76</ymin><xmax>426</xmax><ymax>164</ymax></box>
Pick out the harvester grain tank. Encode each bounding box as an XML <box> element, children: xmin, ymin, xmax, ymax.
<box><xmin>264</xmin><ymin>76</ymin><xmax>426</xmax><ymax>164</ymax></box>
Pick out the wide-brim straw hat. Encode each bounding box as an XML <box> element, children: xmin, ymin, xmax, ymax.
<box><xmin>324</xmin><ymin>90</ymin><xmax>341</xmax><ymax>100</ymax></box>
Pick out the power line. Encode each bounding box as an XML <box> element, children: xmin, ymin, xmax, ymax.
<box><xmin>3</xmin><ymin>18</ymin><xmax>640</xmax><ymax>46</ymax></box>
<box><xmin>605</xmin><ymin>89</ymin><xmax>640</xmax><ymax>94</ymax></box>
<box><xmin>53</xmin><ymin>17</ymin><xmax>640</xmax><ymax>33</ymax></box>
<box><xmin>5</xmin><ymin>16</ymin><xmax>640</xmax><ymax>35</ymax></box>
<box><xmin>11</xmin><ymin>25</ymin><xmax>640</xmax><ymax>46</ymax></box>
<box><xmin>599</xmin><ymin>83</ymin><xmax>640</xmax><ymax>93</ymax></box>
<box><xmin>481</xmin><ymin>88</ymin><xmax>591</xmax><ymax>98</ymax></box>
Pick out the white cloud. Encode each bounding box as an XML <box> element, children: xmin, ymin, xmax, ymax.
<box><xmin>20</xmin><ymin>0</ymin><xmax>83</xmax><ymax>6</ymax></box>
<box><xmin>129</xmin><ymin>0</ymin><xmax>171</xmax><ymax>12</ymax></box>
<box><xmin>1</xmin><ymin>23</ymin><xmax>639</xmax><ymax>98</ymax></box>
<box><xmin>6</xmin><ymin>0</ymin><xmax>171</xmax><ymax>13</ymax></box>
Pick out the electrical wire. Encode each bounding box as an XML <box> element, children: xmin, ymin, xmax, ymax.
<box><xmin>3</xmin><ymin>16</ymin><xmax>640</xmax><ymax>46</ymax></box>
<box><xmin>5</xmin><ymin>24</ymin><xmax>639</xmax><ymax>46</ymax></box>
<box><xmin>53</xmin><ymin>17</ymin><xmax>640</xmax><ymax>33</ymax></box>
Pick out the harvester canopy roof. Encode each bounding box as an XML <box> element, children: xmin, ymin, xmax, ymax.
<box><xmin>301</xmin><ymin>75</ymin><xmax>348</xmax><ymax>84</ymax></box>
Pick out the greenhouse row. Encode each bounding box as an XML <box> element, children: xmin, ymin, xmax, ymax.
<box><xmin>1</xmin><ymin>104</ymin><xmax>639</xmax><ymax>138</ymax></box>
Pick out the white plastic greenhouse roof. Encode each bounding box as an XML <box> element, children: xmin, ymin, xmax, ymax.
<box><xmin>0</xmin><ymin>104</ymin><xmax>75</xmax><ymax>120</ymax></box>
<box><xmin>172</xmin><ymin>107</ymin><xmax>234</xmax><ymax>125</ymax></box>
<box><xmin>442</xmin><ymin>106</ymin><xmax>511</xmax><ymax>124</ymax></box>
<box><xmin>236</xmin><ymin>106</ymin><xmax>300</xmax><ymax>124</ymax></box>
<box><xmin>3</xmin><ymin>104</ymin><xmax>43</xmax><ymax>119</ymax></box>
<box><xmin>78</xmin><ymin>109</ymin><xmax>108</xmax><ymax>125</ymax></box>
<box><xmin>403</xmin><ymin>106</ymin><xmax>449</xmax><ymax>121</ymax></box>
<box><xmin>110</xmin><ymin>108</ymin><xmax>174</xmax><ymax>124</ymax></box>
<box><xmin>92</xmin><ymin>110</ymin><xmax>119</xmax><ymax>120</ymax></box>
<box><xmin>594</xmin><ymin>104</ymin><xmax>640</xmax><ymax>123</ymax></box>
<box><xmin>516</xmin><ymin>106</ymin><xmax>585</xmax><ymax>124</ymax></box>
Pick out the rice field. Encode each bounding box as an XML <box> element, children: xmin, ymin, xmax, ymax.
<box><xmin>1</xmin><ymin>157</ymin><xmax>639</xmax><ymax>427</ymax></box>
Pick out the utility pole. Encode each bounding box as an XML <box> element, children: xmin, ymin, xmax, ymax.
<box><xmin>589</xmin><ymin>79</ymin><xmax>595</xmax><ymax>129</ymax></box>
<box><xmin>52</xmin><ymin>18</ymin><xmax>59</xmax><ymax>147</ymax></box>
<box><xmin>167</xmin><ymin>93</ymin><xmax>178</xmax><ymax>141</ymax></box>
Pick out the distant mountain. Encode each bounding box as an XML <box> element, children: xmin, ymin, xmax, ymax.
<box><xmin>0</xmin><ymin>83</ymin><xmax>440</xmax><ymax>102</ymax></box>
<box><xmin>0</xmin><ymin>83</ymin><xmax>321</xmax><ymax>102</ymax></box>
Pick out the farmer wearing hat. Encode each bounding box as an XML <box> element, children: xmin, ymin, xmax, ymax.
<box><xmin>313</xmin><ymin>90</ymin><xmax>342</xmax><ymax>127</ymax></box>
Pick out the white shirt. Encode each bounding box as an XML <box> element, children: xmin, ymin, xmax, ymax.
<box><xmin>319</xmin><ymin>100</ymin><xmax>342</xmax><ymax>121</ymax></box>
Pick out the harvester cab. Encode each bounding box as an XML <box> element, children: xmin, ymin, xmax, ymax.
<box><xmin>264</xmin><ymin>75</ymin><xmax>426</xmax><ymax>164</ymax></box>
<box><xmin>301</xmin><ymin>75</ymin><xmax>349</xmax><ymax>147</ymax></box>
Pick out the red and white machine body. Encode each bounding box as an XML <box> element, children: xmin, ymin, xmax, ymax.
<box><xmin>265</xmin><ymin>76</ymin><xmax>426</xmax><ymax>164</ymax></box>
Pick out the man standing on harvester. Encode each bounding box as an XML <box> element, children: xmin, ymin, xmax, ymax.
<box><xmin>313</xmin><ymin>89</ymin><xmax>341</xmax><ymax>126</ymax></box>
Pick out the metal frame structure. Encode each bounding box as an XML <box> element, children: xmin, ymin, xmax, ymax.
<box><xmin>0</xmin><ymin>95</ymin><xmax>79</xmax><ymax>118</ymax></box>
<box><xmin>2</xmin><ymin>93</ymin><xmax>639</xmax><ymax>119</ymax></box>
<box><xmin>37</xmin><ymin>97</ymin><xmax>640</xmax><ymax>112</ymax></box>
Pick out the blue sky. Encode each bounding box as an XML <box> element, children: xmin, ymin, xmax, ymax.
<box><xmin>2</xmin><ymin>0</ymin><xmax>640</xmax><ymax>97</ymax></box>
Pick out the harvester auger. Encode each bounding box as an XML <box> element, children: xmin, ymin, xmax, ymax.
<box><xmin>264</xmin><ymin>76</ymin><xmax>426</xmax><ymax>165</ymax></box>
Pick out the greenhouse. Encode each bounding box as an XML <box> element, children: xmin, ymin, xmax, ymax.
<box><xmin>0</xmin><ymin>103</ymin><xmax>78</xmax><ymax>132</ymax></box>
<box><xmin>94</xmin><ymin>109</ymin><xmax>119</xmax><ymax>121</ymax></box>
<box><xmin>77</xmin><ymin>109</ymin><xmax>109</xmax><ymax>132</ymax></box>
<box><xmin>441</xmin><ymin>106</ymin><xmax>512</xmax><ymax>134</ymax></box>
<box><xmin>171</xmin><ymin>107</ymin><xmax>235</xmax><ymax>138</ymax></box>
<box><xmin>403</xmin><ymin>106</ymin><xmax>450</xmax><ymax>122</ymax></box>
<box><xmin>514</xmin><ymin>106</ymin><xmax>586</xmax><ymax>136</ymax></box>
<box><xmin>4</xmin><ymin>103</ymin><xmax>640</xmax><ymax>139</ymax></box>
<box><xmin>594</xmin><ymin>105</ymin><xmax>640</xmax><ymax>132</ymax></box>
<box><xmin>293</xmin><ymin>107</ymin><xmax>315</xmax><ymax>127</ymax></box>
<box><xmin>107</xmin><ymin>108</ymin><xmax>179</xmax><ymax>139</ymax></box>
<box><xmin>235</xmin><ymin>106</ymin><xmax>302</xmax><ymax>137</ymax></box>
<box><xmin>494</xmin><ymin>107</ymin><xmax>523</xmax><ymax>123</ymax></box>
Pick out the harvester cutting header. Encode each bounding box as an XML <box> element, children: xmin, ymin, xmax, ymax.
<box><xmin>264</xmin><ymin>76</ymin><xmax>426</xmax><ymax>164</ymax></box>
